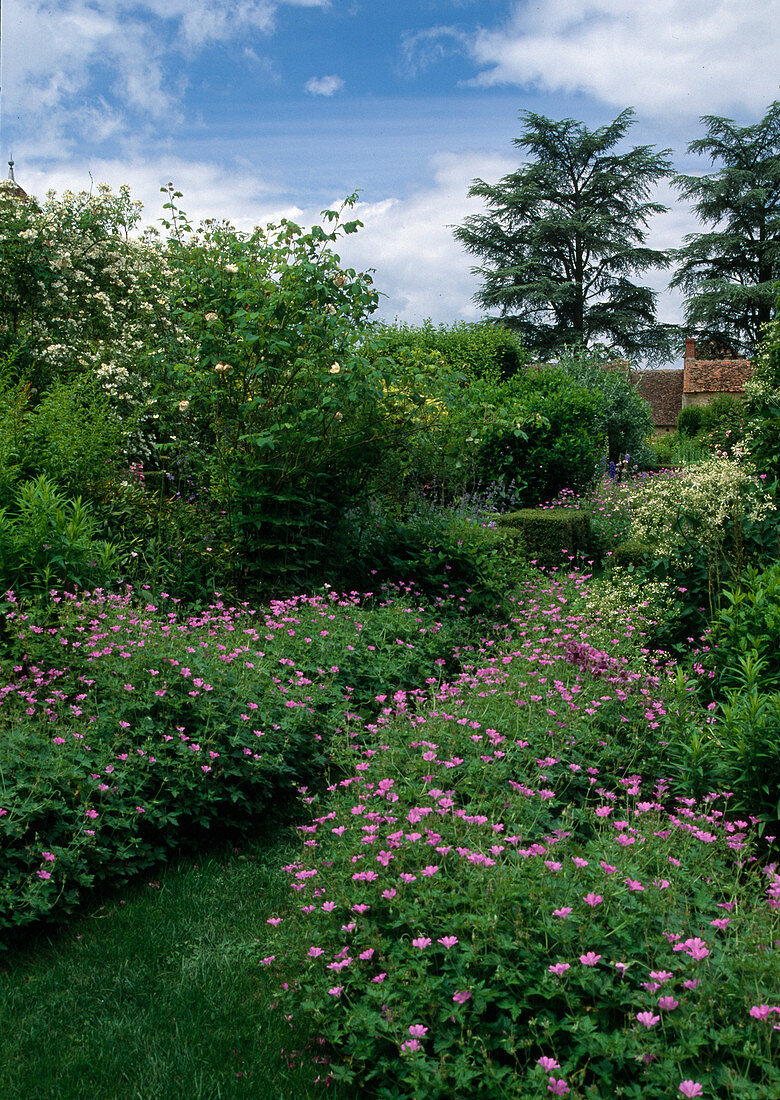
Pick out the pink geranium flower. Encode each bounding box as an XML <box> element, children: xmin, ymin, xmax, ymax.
<box><xmin>678</xmin><ymin>1082</ymin><xmax>704</xmax><ymax>1097</ymax></box>
<box><xmin>580</xmin><ymin>952</ymin><xmax>601</xmax><ymax>966</ymax></box>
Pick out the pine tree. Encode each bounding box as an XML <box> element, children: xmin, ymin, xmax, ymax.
<box><xmin>453</xmin><ymin>108</ymin><xmax>676</xmax><ymax>361</ymax></box>
<box><xmin>671</xmin><ymin>102</ymin><xmax>780</xmax><ymax>356</ymax></box>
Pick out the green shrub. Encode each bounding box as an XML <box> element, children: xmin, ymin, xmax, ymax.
<box><xmin>332</xmin><ymin>500</ymin><xmax>523</xmax><ymax>615</ymax></box>
<box><xmin>677</xmin><ymin>406</ymin><xmax>705</xmax><ymax>437</ymax></box>
<box><xmin>0</xmin><ymin>474</ymin><xmax>119</xmax><ymax>598</ymax></box>
<box><xmin>555</xmin><ymin>346</ymin><xmax>654</xmax><ymax>464</ymax></box>
<box><xmin>0</xmin><ymin>378</ymin><xmax>28</xmax><ymax>509</ymax></box>
<box><xmin>707</xmin><ymin>563</ymin><xmax>780</xmax><ymax>696</ymax></box>
<box><xmin>367</xmin><ymin>318</ymin><xmax>530</xmax><ymax>383</ymax></box>
<box><xmin>650</xmin><ymin>432</ymin><xmax>710</xmax><ymax>468</ymax></box>
<box><xmin>608</xmin><ymin>538</ymin><xmax>654</xmax><ymax>567</ymax></box>
<box><xmin>496</xmin><ymin>507</ymin><xmax>594</xmax><ymax>566</ymax></box>
<box><xmin>470</xmin><ymin>368</ymin><xmax>605</xmax><ymax>506</ymax></box>
<box><xmin>19</xmin><ymin>377</ymin><xmax>123</xmax><ymax>499</ymax></box>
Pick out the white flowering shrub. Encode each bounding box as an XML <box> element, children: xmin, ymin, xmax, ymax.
<box><xmin>0</xmin><ymin>183</ymin><xmax>184</xmax><ymax>463</ymax></box>
<box><xmin>628</xmin><ymin>454</ymin><xmax>773</xmax><ymax>559</ymax></box>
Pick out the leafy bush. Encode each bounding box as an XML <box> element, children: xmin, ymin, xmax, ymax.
<box><xmin>367</xmin><ymin>319</ymin><xmax>530</xmax><ymax>383</ymax></box>
<box><xmin>0</xmin><ymin>378</ymin><xmax>27</xmax><ymax>508</ymax></box>
<box><xmin>650</xmin><ymin>433</ymin><xmax>710</xmax><ymax>468</ymax></box>
<box><xmin>0</xmin><ymin>475</ymin><xmax>119</xmax><ymax>598</ymax></box>
<box><xmin>677</xmin><ymin>406</ymin><xmax>705</xmax><ymax>437</ymax></box>
<box><xmin>555</xmin><ymin>346</ymin><xmax>654</xmax><ymax>465</ymax></box>
<box><xmin>707</xmin><ymin>563</ymin><xmax>780</xmax><ymax>696</ymax></box>
<box><xmin>160</xmin><ymin>194</ymin><xmax>441</xmax><ymax>591</ymax></box>
<box><xmin>18</xmin><ymin>377</ymin><xmax>123</xmax><ymax>499</ymax></box>
<box><xmin>469</xmin><ymin>368</ymin><xmax>605</xmax><ymax>506</ymax></box>
<box><xmin>744</xmin><ymin>292</ymin><xmax>780</xmax><ymax>477</ymax></box>
<box><xmin>625</xmin><ymin>456</ymin><xmax>774</xmax><ymax>636</ymax></box>
<box><xmin>332</xmin><ymin>498</ymin><xmax>524</xmax><ymax>616</ymax></box>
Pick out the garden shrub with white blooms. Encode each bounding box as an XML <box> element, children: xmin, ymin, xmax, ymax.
<box><xmin>627</xmin><ymin>454</ymin><xmax>773</xmax><ymax>562</ymax></box>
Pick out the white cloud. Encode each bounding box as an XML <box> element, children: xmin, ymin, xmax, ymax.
<box><xmin>467</xmin><ymin>0</ymin><xmax>780</xmax><ymax>117</ymax></box>
<box><xmin>399</xmin><ymin>25</ymin><xmax>467</xmax><ymax>77</ymax></box>
<box><xmin>2</xmin><ymin>0</ymin><xmax>333</xmax><ymax>150</ymax></box>
<box><xmin>333</xmin><ymin>152</ymin><xmax>517</xmax><ymax>324</ymax></box>
<box><xmin>304</xmin><ymin>74</ymin><xmax>345</xmax><ymax>97</ymax></box>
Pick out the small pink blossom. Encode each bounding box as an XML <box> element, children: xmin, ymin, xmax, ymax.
<box><xmin>553</xmin><ymin>907</ymin><xmax>573</xmax><ymax>918</ymax></box>
<box><xmin>452</xmin><ymin>990</ymin><xmax>472</xmax><ymax>1004</ymax></box>
<box><xmin>674</xmin><ymin>937</ymin><xmax>709</xmax><ymax>960</ymax></box>
<box><xmin>678</xmin><ymin>1082</ymin><xmax>704</xmax><ymax>1097</ymax></box>
<box><xmin>636</xmin><ymin>1011</ymin><xmax>660</xmax><ymax>1028</ymax></box>
<box><xmin>412</xmin><ymin>936</ymin><xmax>431</xmax><ymax>950</ymax></box>
<box><xmin>548</xmin><ymin>962</ymin><xmax>571</xmax><ymax>976</ymax></box>
<box><xmin>583</xmin><ymin>893</ymin><xmax>603</xmax><ymax>907</ymax></box>
<box><xmin>438</xmin><ymin>935</ymin><xmax>458</xmax><ymax>949</ymax></box>
<box><xmin>537</xmin><ymin>1056</ymin><xmax>559</xmax><ymax>1071</ymax></box>
<box><xmin>580</xmin><ymin>952</ymin><xmax>601</xmax><ymax>966</ymax></box>
<box><xmin>659</xmin><ymin>996</ymin><xmax>680</xmax><ymax>1011</ymax></box>
<box><xmin>547</xmin><ymin>1078</ymin><xmax>569</xmax><ymax>1096</ymax></box>
<box><xmin>408</xmin><ymin>1024</ymin><xmax>428</xmax><ymax>1039</ymax></box>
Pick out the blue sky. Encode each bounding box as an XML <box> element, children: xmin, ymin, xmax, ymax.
<box><xmin>4</xmin><ymin>1</ymin><xmax>779</xmax><ymax>358</ymax></box>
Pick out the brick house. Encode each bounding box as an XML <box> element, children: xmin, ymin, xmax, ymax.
<box><xmin>633</xmin><ymin>338</ymin><xmax>753</xmax><ymax>433</ymax></box>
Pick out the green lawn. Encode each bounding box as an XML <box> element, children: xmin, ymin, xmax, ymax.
<box><xmin>0</xmin><ymin>826</ymin><xmax>348</xmax><ymax>1100</ymax></box>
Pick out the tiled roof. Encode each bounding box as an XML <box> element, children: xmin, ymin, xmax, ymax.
<box><xmin>683</xmin><ymin>359</ymin><xmax>752</xmax><ymax>393</ymax></box>
<box><xmin>633</xmin><ymin>369</ymin><xmax>684</xmax><ymax>428</ymax></box>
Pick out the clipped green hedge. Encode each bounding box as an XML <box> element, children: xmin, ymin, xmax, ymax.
<box><xmin>609</xmin><ymin>538</ymin><xmax>654</xmax><ymax>568</ymax></box>
<box><xmin>495</xmin><ymin>507</ymin><xmax>593</xmax><ymax>567</ymax></box>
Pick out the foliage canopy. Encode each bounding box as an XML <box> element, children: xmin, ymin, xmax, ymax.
<box><xmin>671</xmin><ymin>101</ymin><xmax>780</xmax><ymax>356</ymax></box>
<box><xmin>453</xmin><ymin>108</ymin><xmax>676</xmax><ymax>362</ymax></box>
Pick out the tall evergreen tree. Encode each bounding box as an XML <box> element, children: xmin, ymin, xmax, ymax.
<box><xmin>671</xmin><ymin>102</ymin><xmax>780</xmax><ymax>356</ymax></box>
<box><xmin>453</xmin><ymin>108</ymin><xmax>676</xmax><ymax>361</ymax></box>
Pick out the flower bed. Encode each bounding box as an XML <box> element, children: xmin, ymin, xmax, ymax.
<box><xmin>261</xmin><ymin>575</ymin><xmax>780</xmax><ymax>1098</ymax></box>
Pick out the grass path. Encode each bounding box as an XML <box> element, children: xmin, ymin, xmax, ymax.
<box><xmin>0</xmin><ymin>825</ymin><xmax>350</xmax><ymax>1100</ymax></box>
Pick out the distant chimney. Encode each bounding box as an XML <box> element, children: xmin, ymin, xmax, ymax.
<box><xmin>685</xmin><ymin>337</ymin><xmax>696</xmax><ymax>360</ymax></box>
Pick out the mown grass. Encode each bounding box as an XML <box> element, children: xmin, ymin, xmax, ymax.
<box><xmin>0</xmin><ymin>824</ymin><xmax>351</xmax><ymax>1100</ymax></box>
